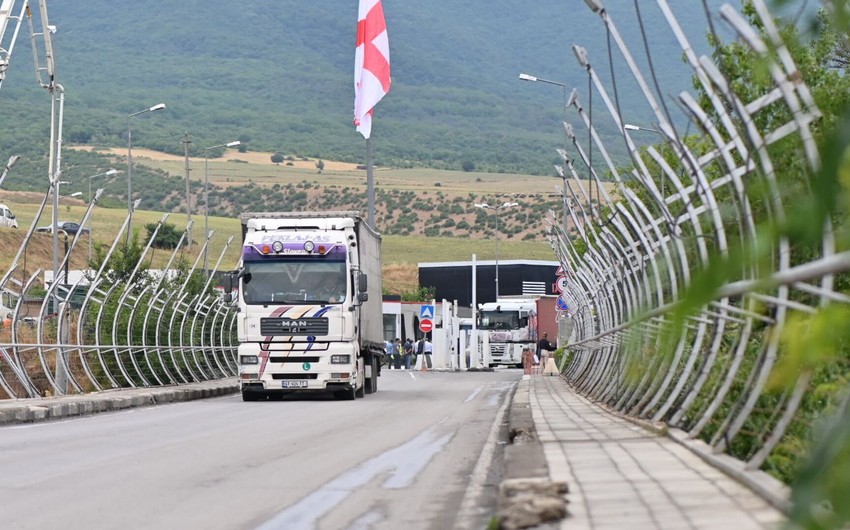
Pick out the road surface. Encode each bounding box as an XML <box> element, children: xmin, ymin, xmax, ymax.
<box><xmin>0</xmin><ymin>370</ymin><xmax>520</xmax><ymax>530</ymax></box>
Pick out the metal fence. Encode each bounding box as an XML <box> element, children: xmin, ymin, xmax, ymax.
<box><xmin>0</xmin><ymin>203</ymin><xmax>238</xmax><ymax>399</ymax></box>
<box><xmin>550</xmin><ymin>0</ymin><xmax>850</xmax><ymax>481</ymax></box>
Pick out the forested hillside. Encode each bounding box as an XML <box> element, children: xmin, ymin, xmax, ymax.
<box><xmin>0</xmin><ymin>1</ymin><xmax>729</xmax><ymax>193</ymax></box>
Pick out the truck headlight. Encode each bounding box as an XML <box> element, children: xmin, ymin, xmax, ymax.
<box><xmin>240</xmin><ymin>355</ymin><xmax>259</xmax><ymax>365</ymax></box>
<box><xmin>330</xmin><ymin>355</ymin><xmax>350</xmax><ymax>364</ymax></box>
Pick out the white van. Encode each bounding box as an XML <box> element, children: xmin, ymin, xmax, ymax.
<box><xmin>0</xmin><ymin>204</ymin><xmax>18</xmax><ymax>228</ymax></box>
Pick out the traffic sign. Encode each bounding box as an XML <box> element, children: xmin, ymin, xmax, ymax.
<box><xmin>555</xmin><ymin>276</ymin><xmax>568</xmax><ymax>293</ymax></box>
<box><xmin>419</xmin><ymin>319</ymin><xmax>433</xmax><ymax>333</ymax></box>
<box><xmin>420</xmin><ymin>305</ymin><xmax>435</xmax><ymax>319</ymax></box>
<box><xmin>556</xmin><ymin>296</ymin><xmax>569</xmax><ymax>311</ymax></box>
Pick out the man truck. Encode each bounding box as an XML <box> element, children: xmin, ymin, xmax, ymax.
<box><xmin>477</xmin><ymin>296</ymin><xmax>558</xmax><ymax>367</ymax></box>
<box><xmin>227</xmin><ymin>211</ymin><xmax>384</xmax><ymax>401</ymax></box>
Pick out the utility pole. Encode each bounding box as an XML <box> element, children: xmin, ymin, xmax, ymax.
<box><xmin>183</xmin><ymin>132</ymin><xmax>192</xmax><ymax>247</ymax></box>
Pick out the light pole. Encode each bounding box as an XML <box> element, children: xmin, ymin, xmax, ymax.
<box><xmin>127</xmin><ymin>103</ymin><xmax>166</xmax><ymax>241</ymax></box>
<box><xmin>519</xmin><ymin>73</ymin><xmax>572</xmax><ymax>233</ymax></box>
<box><xmin>475</xmin><ymin>201</ymin><xmax>518</xmax><ymax>299</ymax></box>
<box><xmin>0</xmin><ymin>154</ymin><xmax>21</xmax><ymax>188</ymax></box>
<box><xmin>87</xmin><ymin>169</ymin><xmax>119</xmax><ymax>261</ymax></box>
<box><xmin>624</xmin><ymin>123</ymin><xmax>666</xmax><ymax>197</ymax></box>
<box><xmin>203</xmin><ymin>140</ymin><xmax>240</xmax><ymax>275</ymax></box>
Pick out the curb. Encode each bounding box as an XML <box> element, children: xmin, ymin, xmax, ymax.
<box><xmin>498</xmin><ymin>375</ymin><xmax>569</xmax><ymax>530</ymax></box>
<box><xmin>0</xmin><ymin>379</ymin><xmax>240</xmax><ymax>426</ymax></box>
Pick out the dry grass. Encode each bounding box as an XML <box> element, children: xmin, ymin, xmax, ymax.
<box><xmin>0</xmin><ymin>147</ymin><xmax>583</xmax><ymax>294</ymax></box>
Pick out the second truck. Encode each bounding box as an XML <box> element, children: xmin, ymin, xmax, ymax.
<box><xmin>228</xmin><ymin>211</ymin><xmax>384</xmax><ymax>401</ymax></box>
<box><xmin>477</xmin><ymin>296</ymin><xmax>559</xmax><ymax>367</ymax></box>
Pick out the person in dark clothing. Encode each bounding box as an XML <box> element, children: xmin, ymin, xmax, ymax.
<box><xmin>392</xmin><ymin>338</ymin><xmax>402</xmax><ymax>369</ymax></box>
<box><xmin>536</xmin><ymin>332</ymin><xmax>556</xmax><ymax>366</ymax></box>
<box><xmin>403</xmin><ymin>338</ymin><xmax>414</xmax><ymax>369</ymax></box>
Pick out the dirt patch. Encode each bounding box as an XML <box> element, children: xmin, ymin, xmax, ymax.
<box><xmin>69</xmin><ymin>146</ymin><xmax>360</xmax><ymax>171</ymax></box>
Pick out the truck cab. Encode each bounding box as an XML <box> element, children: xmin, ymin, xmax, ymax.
<box><xmin>230</xmin><ymin>212</ymin><xmax>383</xmax><ymax>401</ymax></box>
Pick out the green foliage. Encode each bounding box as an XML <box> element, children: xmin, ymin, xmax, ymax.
<box><xmin>145</xmin><ymin>222</ymin><xmax>186</xmax><ymax>249</ymax></box>
<box><xmin>270</xmin><ymin>153</ymin><xmax>285</xmax><ymax>165</ymax></box>
<box><xmin>400</xmin><ymin>285</ymin><xmax>436</xmax><ymax>302</ymax></box>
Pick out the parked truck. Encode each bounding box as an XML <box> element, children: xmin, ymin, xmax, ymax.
<box><xmin>477</xmin><ymin>296</ymin><xmax>559</xmax><ymax>367</ymax></box>
<box><xmin>228</xmin><ymin>211</ymin><xmax>384</xmax><ymax>401</ymax></box>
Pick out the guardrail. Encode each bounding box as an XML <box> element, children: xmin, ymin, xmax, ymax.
<box><xmin>549</xmin><ymin>0</ymin><xmax>850</xmax><ymax>508</ymax></box>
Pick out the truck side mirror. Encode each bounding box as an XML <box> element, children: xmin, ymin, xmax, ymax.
<box><xmin>359</xmin><ymin>274</ymin><xmax>368</xmax><ymax>293</ymax></box>
<box><xmin>359</xmin><ymin>292</ymin><xmax>369</xmax><ymax>302</ymax></box>
<box><xmin>222</xmin><ymin>269</ymin><xmax>241</xmax><ymax>304</ymax></box>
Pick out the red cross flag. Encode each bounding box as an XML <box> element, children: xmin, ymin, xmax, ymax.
<box><xmin>354</xmin><ymin>0</ymin><xmax>391</xmax><ymax>139</ymax></box>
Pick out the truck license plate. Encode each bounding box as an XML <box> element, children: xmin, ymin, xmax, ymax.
<box><xmin>281</xmin><ymin>381</ymin><xmax>307</xmax><ymax>388</ymax></box>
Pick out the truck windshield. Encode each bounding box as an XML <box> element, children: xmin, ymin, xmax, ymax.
<box><xmin>241</xmin><ymin>259</ymin><xmax>347</xmax><ymax>305</ymax></box>
<box><xmin>479</xmin><ymin>311</ymin><xmax>520</xmax><ymax>330</ymax></box>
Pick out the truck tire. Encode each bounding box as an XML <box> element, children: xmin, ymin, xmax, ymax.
<box><xmin>242</xmin><ymin>390</ymin><xmax>260</xmax><ymax>402</ymax></box>
<box><xmin>365</xmin><ymin>355</ymin><xmax>378</xmax><ymax>394</ymax></box>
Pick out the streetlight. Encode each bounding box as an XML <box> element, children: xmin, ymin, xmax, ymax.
<box><xmin>519</xmin><ymin>73</ymin><xmax>572</xmax><ymax>233</ymax></box>
<box><xmin>0</xmin><ymin>154</ymin><xmax>21</xmax><ymax>188</ymax></box>
<box><xmin>87</xmin><ymin>169</ymin><xmax>119</xmax><ymax>261</ymax></box>
<box><xmin>475</xmin><ymin>201</ymin><xmax>518</xmax><ymax>299</ymax></box>
<box><xmin>624</xmin><ymin>123</ymin><xmax>662</xmax><ymax>134</ymax></box>
<box><xmin>203</xmin><ymin>140</ymin><xmax>240</xmax><ymax>275</ymax></box>
<box><xmin>127</xmin><ymin>103</ymin><xmax>166</xmax><ymax>240</ymax></box>
<box><xmin>624</xmin><ymin>123</ymin><xmax>666</xmax><ymax>197</ymax></box>
<box><xmin>87</xmin><ymin>169</ymin><xmax>119</xmax><ymax>206</ymax></box>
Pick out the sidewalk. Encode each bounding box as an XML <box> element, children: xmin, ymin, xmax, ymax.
<box><xmin>0</xmin><ymin>379</ymin><xmax>239</xmax><ymax>426</ymax></box>
<box><xmin>511</xmin><ymin>374</ymin><xmax>789</xmax><ymax>530</ymax></box>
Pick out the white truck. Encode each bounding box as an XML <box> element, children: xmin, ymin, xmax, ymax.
<box><xmin>478</xmin><ymin>297</ymin><xmax>558</xmax><ymax>367</ymax></box>
<box><xmin>228</xmin><ymin>211</ymin><xmax>384</xmax><ymax>401</ymax></box>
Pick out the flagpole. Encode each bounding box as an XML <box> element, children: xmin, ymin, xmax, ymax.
<box><xmin>366</xmin><ymin>137</ymin><xmax>375</xmax><ymax>229</ymax></box>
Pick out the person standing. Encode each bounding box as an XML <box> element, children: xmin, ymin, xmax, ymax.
<box><xmin>392</xmin><ymin>338</ymin><xmax>402</xmax><ymax>369</ymax></box>
<box><xmin>423</xmin><ymin>336</ymin><xmax>433</xmax><ymax>370</ymax></box>
<box><xmin>536</xmin><ymin>332</ymin><xmax>557</xmax><ymax>371</ymax></box>
<box><xmin>403</xmin><ymin>338</ymin><xmax>414</xmax><ymax>370</ymax></box>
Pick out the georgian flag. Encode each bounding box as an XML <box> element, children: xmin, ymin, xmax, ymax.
<box><xmin>354</xmin><ymin>0</ymin><xmax>391</xmax><ymax>139</ymax></box>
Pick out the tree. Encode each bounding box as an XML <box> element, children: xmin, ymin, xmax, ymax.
<box><xmin>145</xmin><ymin>222</ymin><xmax>185</xmax><ymax>249</ymax></box>
<box><xmin>461</xmin><ymin>160</ymin><xmax>475</xmax><ymax>172</ymax></box>
<box><xmin>270</xmin><ymin>152</ymin><xmax>285</xmax><ymax>165</ymax></box>
<box><xmin>316</xmin><ymin>159</ymin><xmax>325</xmax><ymax>173</ymax></box>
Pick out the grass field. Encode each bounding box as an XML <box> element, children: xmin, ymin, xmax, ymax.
<box><xmin>1</xmin><ymin>146</ymin><xmax>579</xmax><ymax>293</ymax></box>
<box><xmin>0</xmin><ymin>195</ymin><xmax>557</xmax><ymax>294</ymax></box>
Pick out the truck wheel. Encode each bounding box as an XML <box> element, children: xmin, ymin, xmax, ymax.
<box><xmin>242</xmin><ymin>391</ymin><xmax>259</xmax><ymax>402</ymax></box>
<box><xmin>365</xmin><ymin>355</ymin><xmax>378</xmax><ymax>394</ymax></box>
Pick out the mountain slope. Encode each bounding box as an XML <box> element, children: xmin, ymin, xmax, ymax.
<box><xmin>0</xmin><ymin>0</ymin><xmax>732</xmax><ymax>190</ymax></box>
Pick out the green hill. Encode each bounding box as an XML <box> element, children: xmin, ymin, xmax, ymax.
<box><xmin>0</xmin><ymin>1</ymin><xmax>729</xmax><ymax>185</ymax></box>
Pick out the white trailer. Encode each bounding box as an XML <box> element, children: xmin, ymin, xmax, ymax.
<box><xmin>228</xmin><ymin>211</ymin><xmax>384</xmax><ymax>401</ymax></box>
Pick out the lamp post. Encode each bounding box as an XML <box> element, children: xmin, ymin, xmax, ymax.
<box><xmin>87</xmin><ymin>169</ymin><xmax>119</xmax><ymax>261</ymax></box>
<box><xmin>203</xmin><ymin>141</ymin><xmax>240</xmax><ymax>275</ymax></box>
<box><xmin>127</xmin><ymin>103</ymin><xmax>166</xmax><ymax>241</ymax></box>
<box><xmin>475</xmin><ymin>201</ymin><xmax>518</xmax><ymax>299</ymax></box>
<box><xmin>0</xmin><ymin>154</ymin><xmax>21</xmax><ymax>188</ymax></box>
<box><xmin>624</xmin><ymin>123</ymin><xmax>666</xmax><ymax>197</ymax></box>
<box><xmin>519</xmin><ymin>73</ymin><xmax>572</xmax><ymax>232</ymax></box>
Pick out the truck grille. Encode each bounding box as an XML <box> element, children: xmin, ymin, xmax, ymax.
<box><xmin>490</xmin><ymin>344</ymin><xmax>507</xmax><ymax>355</ymax></box>
<box><xmin>261</xmin><ymin>317</ymin><xmax>329</xmax><ymax>336</ymax></box>
<box><xmin>269</xmin><ymin>356</ymin><xmax>321</xmax><ymax>363</ymax></box>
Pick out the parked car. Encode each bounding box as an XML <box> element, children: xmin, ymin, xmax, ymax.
<box><xmin>0</xmin><ymin>204</ymin><xmax>18</xmax><ymax>228</ymax></box>
<box><xmin>35</xmin><ymin>221</ymin><xmax>90</xmax><ymax>236</ymax></box>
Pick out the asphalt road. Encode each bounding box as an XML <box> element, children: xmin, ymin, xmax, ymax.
<box><xmin>0</xmin><ymin>370</ymin><xmax>521</xmax><ymax>530</ymax></box>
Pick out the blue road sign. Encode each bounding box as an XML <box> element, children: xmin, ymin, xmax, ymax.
<box><xmin>556</xmin><ymin>296</ymin><xmax>569</xmax><ymax>311</ymax></box>
<box><xmin>420</xmin><ymin>305</ymin><xmax>435</xmax><ymax>319</ymax></box>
